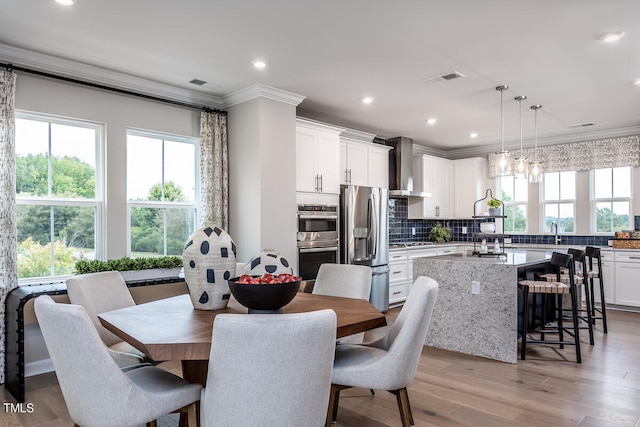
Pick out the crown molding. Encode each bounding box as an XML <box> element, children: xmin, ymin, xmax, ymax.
<box><xmin>0</xmin><ymin>43</ymin><xmax>225</xmax><ymax>108</ymax></box>
<box><xmin>222</xmin><ymin>83</ymin><xmax>306</xmax><ymax>108</ymax></box>
<box><xmin>340</xmin><ymin>127</ymin><xmax>377</xmax><ymax>143</ymax></box>
<box><xmin>295</xmin><ymin>116</ymin><xmax>344</xmax><ymax>135</ymax></box>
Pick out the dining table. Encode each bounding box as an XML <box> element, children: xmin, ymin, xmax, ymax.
<box><xmin>98</xmin><ymin>291</ymin><xmax>387</xmax><ymax>383</ymax></box>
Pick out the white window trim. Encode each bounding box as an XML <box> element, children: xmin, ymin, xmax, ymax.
<box><xmin>15</xmin><ymin>111</ymin><xmax>106</xmax><ymax>283</ymax></box>
<box><xmin>540</xmin><ymin>171</ymin><xmax>576</xmax><ymax>234</ymax></box>
<box><xmin>125</xmin><ymin>129</ymin><xmax>200</xmax><ymax>257</ymax></box>
<box><xmin>590</xmin><ymin>167</ymin><xmax>633</xmax><ymax>234</ymax></box>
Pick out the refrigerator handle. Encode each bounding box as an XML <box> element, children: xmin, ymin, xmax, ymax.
<box><xmin>369</xmin><ymin>193</ymin><xmax>378</xmax><ymax>260</ymax></box>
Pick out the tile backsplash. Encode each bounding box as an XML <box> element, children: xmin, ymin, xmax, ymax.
<box><xmin>388</xmin><ymin>198</ymin><xmax>611</xmax><ymax>247</ymax></box>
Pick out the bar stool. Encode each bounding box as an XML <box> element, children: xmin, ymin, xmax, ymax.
<box><xmin>537</xmin><ymin>248</ymin><xmax>594</xmax><ymax>345</ymax></box>
<box><xmin>586</xmin><ymin>246</ymin><xmax>608</xmax><ymax>333</ymax></box>
<box><xmin>518</xmin><ymin>252</ymin><xmax>582</xmax><ymax>363</ymax></box>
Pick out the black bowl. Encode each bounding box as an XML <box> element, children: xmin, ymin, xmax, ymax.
<box><xmin>228</xmin><ymin>277</ymin><xmax>301</xmax><ymax>313</ymax></box>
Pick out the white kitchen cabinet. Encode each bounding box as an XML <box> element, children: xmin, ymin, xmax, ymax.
<box><xmin>614</xmin><ymin>251</ymin><xmax>640</xmax><ymax>307</ymax></box>
<box><xmin>340</xmin><ymin>140</ymin><xmax>368</xmax><ymax>186</ymax></box>
<box><xmin>340</xmin><ymin>131</ymin><xmax>391</xmax><ymax>188</ymax></box>
<box><xmin>367</xmin><ymin>144</ymin><xmax>391</xmax><ymax>188</ymax></box>
<box><xmin>296</xmin><ymin>119</ymin><xmax>342</xmax><ymax>194</ymax></box>
<box><xmin>408</xmin><ymin>155</ymin><xmax>453</xmax><ymax>219</ymax></box>
<box><xmin>389</xmin><ymin>249</ymin><xmax>409</xmax><ymax>306</ymax></box>
<box><xmin>453</xmin><ymin>157</ymin><xmax>487</xmax><ymax>218</ymax></box>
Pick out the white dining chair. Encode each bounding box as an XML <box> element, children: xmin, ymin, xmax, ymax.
<box><xmin>200</xmin><ymin>310</ymin><xmax>337</xmax><ymax>427</ymax></box>
<box><xmin>327</xmin><ymin>276</ymin><xmax>439</xmax><ymax>427</ymax></box>
<box><xmin>66</xmin><ymin>271</ymin><xmax>147</xmax><ymax>367</ymax></box>
<box><xmin>34</xmin><ymin>295</ymin><xmax>202</xmax><ymax>427</ymax></box>
<box><xmin>313</xmin><ymin>263</ymin><xmax>372</xmax><ymax>344</ymax></box>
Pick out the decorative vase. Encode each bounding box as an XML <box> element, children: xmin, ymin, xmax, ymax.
<box><xmin>183</xmin><ymin>225</ymin><xmax>237</xmax><ymax>310</ymax></box>
<box><xmin>243</xmin><ymin>249</ymin><xmax>293</xmax><ymax>276</ymax></box>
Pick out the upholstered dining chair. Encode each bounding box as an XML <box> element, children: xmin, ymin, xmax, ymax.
<box><xmin>34</xmin><ymin>295</ymin><xmax>202</xmax><ymax>427</ymax></box>
<box><xmin>66</xmin><ymin>271</ymin><xmax>146</xmax><ymax>367</ymax></box>
<box><xmin>200</xmin><ymin>310</ymin><xmax>337</xmax><ymax>427</ymax></box>
<box><xmin>327</xmin><ymin>276</ymin><xmax>439</xmax><ymax>427</ymax></box>
<box><xmin>313</xmin><ymin>263</ymin><xmax>372</xmax><ymax>344</ymax></box>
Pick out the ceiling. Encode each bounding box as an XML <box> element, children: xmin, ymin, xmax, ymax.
<box><xmin>1</xmin><ymin>0</ymin><xmax>639</xmax><ymax>156</ymax></box>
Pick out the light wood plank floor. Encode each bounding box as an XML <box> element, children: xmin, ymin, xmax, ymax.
<box><xmin>3</xmin><ymin>309</ymin><xmax>640</xmax><ymax>426</ymax></box>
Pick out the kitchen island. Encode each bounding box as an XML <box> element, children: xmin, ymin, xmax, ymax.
<box><xmin>414</xmin><ymin>249</ymin><xmax>556</xmax><ymax>363</ymax></box>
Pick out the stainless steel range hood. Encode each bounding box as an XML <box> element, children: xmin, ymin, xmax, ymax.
<box><xmin>387</xmin><ymin>136</ymin><xmax>429</xmax><ymax>197</ymax></box>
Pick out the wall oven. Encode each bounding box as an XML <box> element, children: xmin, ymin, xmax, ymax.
<box><xmin>297</xmin><ymin>204</ymin><xmax>339</xmax><ymax>281</ymax></box>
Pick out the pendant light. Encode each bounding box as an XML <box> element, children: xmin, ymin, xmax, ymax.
<box><xmin>494</xmin><ymin>85</ymin><xmax>512</xmax><ymax>177</ymax></box>
<box><xmin>529</xmin><ymin>105</ymin><xmax>543</xmax><ymax>183</ymax></box>
<box><xmin>514</xmin><ymin>95</ymin><xmax>529</xmax><ymax>179</ymax></box>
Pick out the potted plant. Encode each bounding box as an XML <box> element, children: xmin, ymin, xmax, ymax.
<box><xmin>428</xmin><ymin>222</ymin><xmax>451</xmax><ymax>243</ymax></box>
<box><xmin>487</xmin><ymin>198</ymin><xmax>502</xmax><ymax>216</ymax></box>
<box><xmin>74</xmin><ymin>256</ymin><xmax>183</xmax><ymax>282</ymax></box>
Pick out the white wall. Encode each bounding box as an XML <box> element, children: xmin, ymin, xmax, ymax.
<box><xmin>15</xmin><ymin>74</ymin><xmax>201</xmax><ymax>258</ymax></box>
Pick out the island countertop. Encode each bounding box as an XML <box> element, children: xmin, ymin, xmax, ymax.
<box><xmin>433</xmin><ymin>248</ymin><xmax>554</xmax><ymax>267</ymax></box>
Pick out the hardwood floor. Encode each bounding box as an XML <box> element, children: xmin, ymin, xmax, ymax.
<box><xmin>3</xmin><ymin>309</ymin><xmax>640</xmax><ymax>426</ymax></box>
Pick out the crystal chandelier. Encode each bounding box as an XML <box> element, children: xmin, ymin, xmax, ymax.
<box><xmin>529</xmin><ymin>105</ymin><xmax>543</xmax><ymax>183</ymax></box>
<box><xmin>494</xmin><ymin>85</ymin><xmax>512</xmax><ymax>177</ymax></box>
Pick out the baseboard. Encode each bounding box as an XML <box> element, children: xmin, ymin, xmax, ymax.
<box><xmin>25</xmin><ymin>358</ymin><xmax>54</xmax><ymax>377</ymax></box>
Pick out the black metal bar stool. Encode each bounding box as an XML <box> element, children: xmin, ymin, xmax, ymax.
<box><xmin>518</xmin><ymin>252</ymin><xmax>582</xmax><ymax>363</ymax></box>
<box><xmin>586</xmin><ymin>246</ymin><xmax>608</xmax><ymax>333</ymax></box>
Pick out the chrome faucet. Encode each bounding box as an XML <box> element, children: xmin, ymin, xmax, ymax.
<box><xmin>551</xmin><ymin>221</ymin><xmax>561</xmax><ymax>245</ymax></box>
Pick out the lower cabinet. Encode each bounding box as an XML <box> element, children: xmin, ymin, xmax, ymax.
<box><xmin>389</xmin><ymin>250</ymin><xmax>409</xmax><ymax>306</ymax></box>
<box><xmin>614</xmin><ymin>252</ymin><xmax>640</xmax><ymax>307</ymax></box>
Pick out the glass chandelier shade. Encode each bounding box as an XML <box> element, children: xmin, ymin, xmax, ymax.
<box><xmin>529</xmin><ymin>105</ymin><xmax>543</xmax><ymax>183</ymax></box>
<box><xmin>494</xmin><ymin>85</ymin><xmax>512</xmax><ymax>177</ymax></box>
<box><xmin>514</xmin><ymin>95</ymin><xmax>528</xmax><ymax>179</ymax></box>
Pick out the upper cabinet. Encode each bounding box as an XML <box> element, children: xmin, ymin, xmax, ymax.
<box><xmin>408</xmin><ymin>155</ymin><xmax>453</xmax><ymax>219</ymax></box>
<box><xmin>296</xmin><ymin>119</ymin><xmax>343</xmax><ymax>195</ymax></box>
<box><xmin>339</xmin><ymin>129</ymin><xmax>391</xmax><ymax>188</ymax></box>
<box><xmin>452</xmin><ymin>157</ymin><xmax>487</xmax><ymax>218</ymax></box>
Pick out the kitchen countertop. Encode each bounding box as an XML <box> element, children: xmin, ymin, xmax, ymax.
<box><xmin>433</xmin><ymin>249</ymin><xmax>552</xmax><ymax>267</ymax></box>
<box><xmin>390</xmin><ymin>241</ymin><xmax>616</xmax><ymax>251</ymax></box>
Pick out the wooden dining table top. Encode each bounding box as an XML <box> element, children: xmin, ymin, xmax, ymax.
<box><xmin>98</xmin><ymin>292</ymin><xmax>388</xmax><ymax>362</ymax></box>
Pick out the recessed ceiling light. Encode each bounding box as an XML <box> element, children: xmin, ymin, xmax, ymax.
<box><xmin>362</xmin><ymin>97</ymin><xmax>374</xmax><ymax>104</ymax></box>
<box><xmin>469</xmin><ymin>132</ymin><xmax>478</xmax><ymax>139</ymax></box>
<box><xmin>252</xmin><ymin>60</ymin><xmax>267</xmax><ymax>69</ymax></box>
<box><xmin>600</xmin><ymin>32</ymin><xmax>625</xmax><ymax>43</ymax></box>
<box><xmin>54</xmin><ymin>0</ymin><xmax>76</xmax><ymax>5</ymax></box>
<box><xmin>633</xmin><ymin>78</ymin><xmax>640</xmax><ymax>86</ymax></box>
<box><xmin>426</xmin><ymin>118</ymin><xmax>438</xmax><ymax>125</ymax></box>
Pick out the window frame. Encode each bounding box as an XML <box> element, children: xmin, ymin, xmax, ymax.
<box><xmin>541</xmin><ymin>170</ymin><xmax>576</xmax><ymax>234</ymax></box>
<box><xmin>591</xmin><ymin>166</ymin><xmax>633</xmax><ymax>234</ymax></box>
<box><xmin>496</xmin><ymin>175</ymin><xmax>528</xmax><ymax>233</ymax></box>
<box><xmin>125</xmin><ymin>128</ymin><xmax>200</xmax><ymax>257</ymax></box>
<box><xmin>15</xmin><ymin>111</ymin><xmax>105</xmax><ymax>284</ymax></box>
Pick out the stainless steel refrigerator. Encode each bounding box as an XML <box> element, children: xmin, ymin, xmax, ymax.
<box><xmin>340</xmin><ymin>185</ymin><xmax>390</xmax><ymax>311</ymax></box>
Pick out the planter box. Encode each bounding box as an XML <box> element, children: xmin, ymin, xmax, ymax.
<box><xmin>119</xmin><ymin>267</ymin><xmax>182</xmax><ymax>282</ymax></box>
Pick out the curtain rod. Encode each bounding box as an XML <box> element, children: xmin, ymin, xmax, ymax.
<box><xmin>2</xmin><ymin>62</ymin><xmax>226</xmax><ymax>115</ymax></box>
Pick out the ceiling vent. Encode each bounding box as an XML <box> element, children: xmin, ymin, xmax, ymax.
<box><xmin>423</xmin><ymin>70</ymin><xmax>465</xmax><ymax>85</ymax></box>
<box><xmin>189</xmin><ymin>79</ymin><xmax>222</xmax><ymax>90</ymax></box>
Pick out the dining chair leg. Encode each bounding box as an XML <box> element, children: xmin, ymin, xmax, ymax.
<box><xmin>390</xmin><ymin>388</ymin><xmax>414</xmax><ymax>427</ymax></box>
<box><xmin>327</xmin><ymin>384</ymin><xmax>348</xmax><ymax>425</ymax></box>
<box><xmin>146</xmin><ymin>421</ymin><xmax>157</xmax><ymax>427</ymax></box>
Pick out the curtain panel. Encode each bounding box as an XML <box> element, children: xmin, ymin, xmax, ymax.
<box><xmin>487</xmin><ymin>135</ymin><xmax>640</xmax><ymax>178</ymax></box>
<box><xmin>199</xmin><ymin>110</ymin><xmax>229</xmax><ymax>230</ymax></box>
<box><xmin>0</xmin><ymin>70</ymin><xmax>17</xmax><ymax>384</ymax></box>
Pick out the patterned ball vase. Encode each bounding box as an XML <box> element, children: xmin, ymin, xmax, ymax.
<box><xmin>244</xmin><ymin>249</ymin><xmax>293</xmax><ymax>276</ymax></box>
<box><xmin>183</xmin><ymin>225</ymin><xmax>237</xmax><ymax>310</ymax></box>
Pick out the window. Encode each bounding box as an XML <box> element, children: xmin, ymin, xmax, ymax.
<box><xmin>127</xmin><ymin>129</ymin><xmax>199</xmax><ymax>257</ymax></box>
<box><xmin>542</xmin><ymin>171</ymin><xmax>575</xmax><ymax>233</ymax></box>
<box><xmin>16</xmin><ymin>112</ymin><xmax>103</xmax><ymax>281</ymax></box>
<box><xmin>497</xmin><ymin>175</ymin><xmax>527</xmax><ymax>232</ymax></box>
<box><xmin>593</xmin><ymin>167</ymin><xmax>632</xmax><ymax>232</ymax></box>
